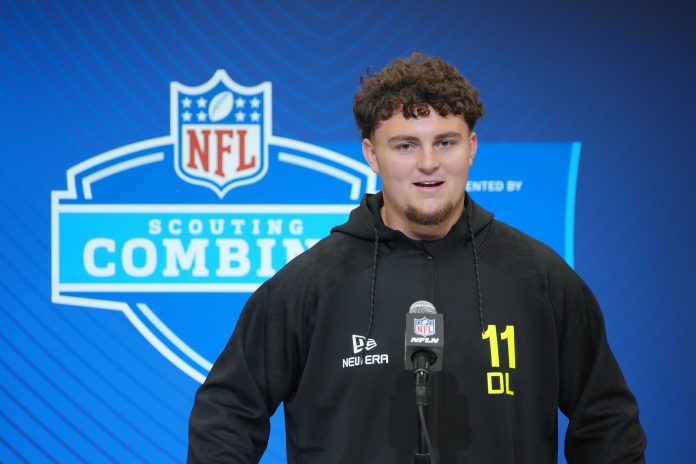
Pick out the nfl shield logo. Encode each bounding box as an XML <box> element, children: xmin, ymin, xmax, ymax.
<box><xmin>414</xmin><ymin>317</ymin><xmax>436</xmax><ymax>336</ymax></box>
<box><xmin>171</xmin><ymin>70</ymin><xmax>271</xmax><ymax>197</ymax></box>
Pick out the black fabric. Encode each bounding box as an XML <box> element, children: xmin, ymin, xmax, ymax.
<box><xmin>188</xmin><ymin>193</ymin><xmax>646</xmax><ymax>463</ymax></box>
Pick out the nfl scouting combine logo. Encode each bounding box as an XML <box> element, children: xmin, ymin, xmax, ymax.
<box><xmin>51</xmin><ymin>71</ymin><xmax>377</xmax><ymax>383</ymax></box>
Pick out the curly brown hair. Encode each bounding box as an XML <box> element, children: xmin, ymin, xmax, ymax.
<box><xmin>353</xmin><ymin>53</ymin><xmax>484</xmax><ymax>140</ymax></box>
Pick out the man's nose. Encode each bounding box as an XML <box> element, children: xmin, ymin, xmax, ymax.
<box><xmin>417</xmin><ymin>147</ymin><xmax>440</xmax><ymax>173</ymax></box>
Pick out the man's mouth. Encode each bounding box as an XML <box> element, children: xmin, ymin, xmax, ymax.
<box><xmin>413</xmin><ymin>181</ymin><xmax>444</xmax><ymax>188</ymax></box>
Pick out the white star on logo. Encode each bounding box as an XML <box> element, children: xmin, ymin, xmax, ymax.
<box><xmin>235</xmin><ymin>111</ymin><xmax>246</xmax><ymax>122</ymax></box>
<box><xmin>182</xmin><ymin>111</ymin><xmax>192</xmax><ymax>122</ymax></box>
<box><xmin>182</xmin><ymin>97</ymin><xmax>192</xmax><ymax>109</ymax></box>
<box><xmin>235</xmin><ymin>97</ymin><xmax>246</xmax><ymax>108</ymax></box>
<box><xmin>197</xmin><ymin>111</ymin><xmax>207</xmax><ymax>122</ymax></box>
<box><xmin>250</xmin><ymin>111</ymin><xmax>261</xmax><ymax>122</ymax></box>
<box><xmin>197</xmin><ymin>97</ymin><xmax>207</xmax><ymax>108</ymax></box>
<box><xmin>250</xmin><ymin>97</ymin><xmax>261</xmax><ymax>109</ymax></box>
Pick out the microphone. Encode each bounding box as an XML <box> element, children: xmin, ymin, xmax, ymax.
<box><xmin>405</xmin><ymin>300</ymin><xmax>443</xmax><ymax>462</ymax></box>
<box><xmin>404</xmin><ymin>300</ymin><xmax>444</xmax><ymax>372</ymax></box>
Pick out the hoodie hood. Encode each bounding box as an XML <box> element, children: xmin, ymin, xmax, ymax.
<box><xmin>331</xmin><ymin>191</ymin><xmax>495</xmax><ymax>245</ymax></box>
<box><xmin>331</xmin><ymin>191</ymin><xmax>494</xmax><ymax>339</ymax></box>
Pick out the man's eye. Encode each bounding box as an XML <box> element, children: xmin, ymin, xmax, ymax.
<box><xmin>395</xmin><ymin>143</ymin><xmax>414</xmax><ymax>151</ymax></box>
<box><xmin>438</xmin><ymin>139</ymin><xmax>455</xmax><ymax>148</ymax></box>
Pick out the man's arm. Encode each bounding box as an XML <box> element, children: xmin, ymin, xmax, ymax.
<box><xmin>554</xmin><ymin>272</ymin><xmax>647</xmax><ymax>463</ymax></box>
<box><xmin>188</xmin><ymin>284</ymin><xmax>301</xmax><ymax>463</ymax></box>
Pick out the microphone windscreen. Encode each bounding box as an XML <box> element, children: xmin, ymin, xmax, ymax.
<box><xmin>409</xmin><ymin>300</ymin><xmax>436</xmax><ymax>314</ymax></box>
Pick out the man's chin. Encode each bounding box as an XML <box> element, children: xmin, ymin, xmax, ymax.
<box><xmin>405</xmin><ymin>202</ymin><xmax>456</xmax><ymax>226</ymax></box>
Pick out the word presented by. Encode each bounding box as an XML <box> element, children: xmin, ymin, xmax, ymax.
<box><xmin>467</xmin><ymin>180</ymin><xmax>523</xmax><ymax>193</ymax></box>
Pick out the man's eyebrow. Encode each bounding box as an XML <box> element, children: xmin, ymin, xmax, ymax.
<box><xmin>386</xmin><ymin>135</ymin><xmax>420</xmax><ymax>144</ymax></box>
<box><xmin>386</xmin><ymin>132</ymin><xmax>464</xmax><ymax>144</ymax></box>
<box><xmin>435</xmin><ymin>132</ymin><xmax>464</xmax><ymax>140</ymax></box>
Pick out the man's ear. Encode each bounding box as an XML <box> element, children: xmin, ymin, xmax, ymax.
<box><xmin>468</xmin><ymin>131</ymin><xmax>478</xmax><ymax>167</ymax></box>
<box><xmin>362</xmin><ymin>138</ymin><xmax>380</xmax><ymax>174</ymax></box>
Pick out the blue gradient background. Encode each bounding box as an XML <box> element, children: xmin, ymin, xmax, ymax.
<box><xmin>1</xmin><ymin>1</ymin><xmax>695</xmax><ymax>462</ymax></box>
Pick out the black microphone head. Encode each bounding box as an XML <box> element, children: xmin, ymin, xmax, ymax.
<box><xmin>409</xmin><ymin>300</ymin><xmax>436</xmax><ymax>314</ymax></box>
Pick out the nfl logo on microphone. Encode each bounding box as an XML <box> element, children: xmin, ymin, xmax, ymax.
<box><xmin>414</xmin><ymin>317</ymin><xmax>436</xmax><ymax>336</ymax></box>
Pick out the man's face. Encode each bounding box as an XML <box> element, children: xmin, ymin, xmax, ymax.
<box><xmin>362</xmin><ymin>110</ymin><xmax>477</xmax><ymax>240</ymax></box>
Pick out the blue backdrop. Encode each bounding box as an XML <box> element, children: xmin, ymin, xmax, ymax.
<box><xmin>1</xmin><ymin>1</ymin><xmax>695</xmax><ymax>462</ymax></box>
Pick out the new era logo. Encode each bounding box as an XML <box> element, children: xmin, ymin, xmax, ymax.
<box><xmin>352</xmin><ymin>334</ymin><xmax>377</xmax><ymax>354</ymax></box>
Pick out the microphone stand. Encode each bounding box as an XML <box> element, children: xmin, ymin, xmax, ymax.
<box><xmin>413</xmin><ymin>354</ymin><xmax>435</xmax><ymax>464</ymax></box>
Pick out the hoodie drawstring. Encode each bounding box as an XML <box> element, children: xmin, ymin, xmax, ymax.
<box><xmin>467</xmin><ymin>209</ymin><xmax>486</xmax><ymax>334</ymax></box>
<box><xmin>362</xmin><ymin>226</ymin><xmax>380</xmax><ymax>362</ymax></box>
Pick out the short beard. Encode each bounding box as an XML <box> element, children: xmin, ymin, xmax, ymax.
<box><xmin>405</xmin><ymin>201</ymin><xmax>456</xmax><ymax>226</ymax></box>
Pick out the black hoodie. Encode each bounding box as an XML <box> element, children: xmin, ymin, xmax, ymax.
<box><xmin>188</xmin><ymin>193</ymin><xmax>646</xmax><ymax>463</ymax></box>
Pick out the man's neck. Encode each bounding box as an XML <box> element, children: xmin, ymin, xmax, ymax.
<box><xmin>380</xmin><ymin>206</ymin><xmax>465</xmax><ymax>241</ymax></box>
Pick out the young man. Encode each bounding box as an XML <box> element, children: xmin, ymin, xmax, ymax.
<box><xmin>188</xmin><ymin>54</ymin><xmax>646</xmax><ymax>463</ymax></box>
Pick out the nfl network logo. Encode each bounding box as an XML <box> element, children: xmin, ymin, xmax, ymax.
<box><xmin>51</xmin><ymin>71</ymin><xmax>377</xmax><ymax>383</ymax></box>
<box><xmin>414</xmin><ymin>317</ymin><xmax>436</xmax><ymax>337</ymax></box>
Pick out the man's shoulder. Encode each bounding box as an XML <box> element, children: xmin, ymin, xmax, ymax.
<box><xmin>483</xmin><ymin>219</ymin><xmax>580</xmax><ymax>289</ymax></box>
<box><xmin>264</xmin><ymin>231</ymin><xmax>374</xmax><ymax>291</ymax></box>
<box><xmin>488</xmin><ymin>220</ymin><xmax>566</xmax><ymax>262</ymax></box>
<box><xmin>288</xmin><ymin>231</ymin><xmax>372</xmax><ymax>267</ymax></box>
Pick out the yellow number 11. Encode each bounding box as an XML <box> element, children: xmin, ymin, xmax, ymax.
<box><xmin>482</xmin><ymin>325</ymin><xmax>516</xmax><ymax>369</ymax></box>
